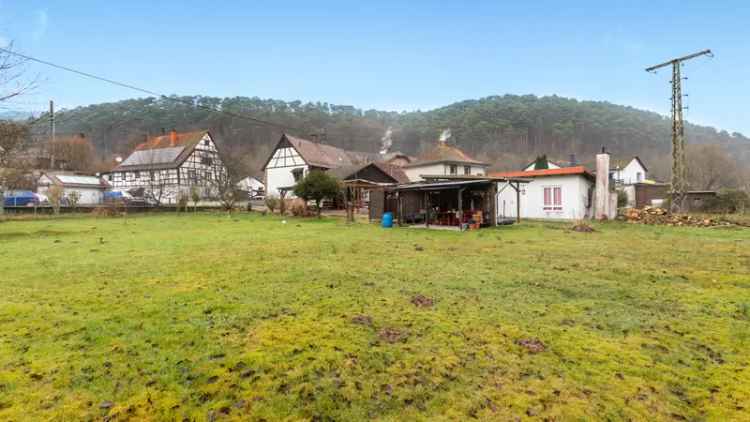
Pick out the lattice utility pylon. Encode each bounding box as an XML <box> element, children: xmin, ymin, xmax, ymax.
<box><xmin>646</xmin><ymin>49</ymin><xmax>712</xmax><ymax>212</ymax></box>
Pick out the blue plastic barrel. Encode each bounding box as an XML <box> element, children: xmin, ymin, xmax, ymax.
<box><xmin>381</xmin><ymin>212</ymin><xmax>393</xmax><ymax>228</ymax></box>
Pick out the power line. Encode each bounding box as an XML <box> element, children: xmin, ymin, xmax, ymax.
<box><xmin>0</xmin><ymin>47</ymin><xmax>299</xmax><ymax>133</ymax></box>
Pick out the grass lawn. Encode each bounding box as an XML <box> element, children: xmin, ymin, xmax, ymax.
<box><xmin>1</xmin><ymin>213</ymin><xmax>749</xmax><ymax>421</ymax></box>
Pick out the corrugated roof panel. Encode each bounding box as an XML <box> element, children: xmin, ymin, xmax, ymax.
<box><xmin>56</xmin><ymin>175</ymin><xmax>102</xmax><ymax>186</ymax></box>
<box><xmin>120</xmin><ymin>146</ymin><xmax>184</xmax><ymax>166</ymax></box>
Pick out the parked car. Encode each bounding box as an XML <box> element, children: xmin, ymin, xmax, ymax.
<box><xmin>249</xmin><ymin>189</ymin><xmax>265</xmax><ymax>201</ymax></box>
<box><xmin>3</xmin><ymin>191</ymin><xmax>41</xmax><ymax>207</ymax></box>
<box><xmin>106</xmin><ymin>190</ymin><xmax>159</xmax><ymax>207</ymax></box>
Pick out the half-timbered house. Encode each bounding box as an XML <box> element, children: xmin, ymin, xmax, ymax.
<box><xmin>262</xmin><ymin>133</ymin><xmax>376</xmax><ymax>197</ymax></box>
<box><xmin>104</xmin><ymin>130</ymin><xmax>227</xmax><ymax>204</ymax></box>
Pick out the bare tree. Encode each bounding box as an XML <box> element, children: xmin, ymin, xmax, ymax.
<box><xmin>0</xmin><ymin>42</ymin><xmax>37</xmax><ymax>102</ymax></box>
<box><xmin>0</xmin><ymin>121</ymin><xmax>30</xmax><ymax>215</ymax></box>
<box><xmin>207</xmin><ymin>163</ymin><xmax>240</xmax><ymax>211</ymax></box>
<box><xmin>47</xmin><ymin>185</ymin><xmax>64</xmax><ymax>215</ymax></box>
<box><xmin>138</xmin><ymin>149</ymin><xmax>172</xmax><ymax>207</ymax></box>
<box><xmin>686</xmin><ymin>144</ymin><xmax>739</xmax><ymax>190</ymax></box>
<box><xmin>46</xmin><ymin>134</ymin><xmax>96</xmax><ymax>172</ymax></box>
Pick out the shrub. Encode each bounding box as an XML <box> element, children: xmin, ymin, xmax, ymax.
<box><xmin>177</xmin><ymin>192</ymin><xmax>189</xmax><ymax>212</ymax></box>
<box><xmin>265</xmin><ymin>195</ymin><xmax>280</xmax><ymax>213</ymax></box>
<box><xmin>293</xmin><ymin>171</ymin><xmax>341</xmax><ymax>218</ymax></box>
<box><xmin>704</xmin><ymin>189</ymin><xmax>750</xmax><ymax>213</ymax></box>
<box><xmin>617</xmin><ymin>190</ymin><xmax>628</xmax><ymax>208</ymax></box>
<box><xmin>290</xmin><ymin>199</ymin><xmax>313</xmax><ymax>217</ymax></box>
<box><xmin>67</xmin><ymin>191</ymin><xmax>82</xmax><ymax>211</ymax></box>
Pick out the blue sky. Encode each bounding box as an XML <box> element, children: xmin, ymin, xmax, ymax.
<box><xmin>1</xmin><ymin>0</ymin><xmax>748</xmax><ymax>134</ymax></box>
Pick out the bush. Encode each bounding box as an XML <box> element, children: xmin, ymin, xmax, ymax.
<box><xmin>617</xmin><ymin>190</ymin><xmax>628</xmax><ymax>208</ymax></box>
<box><xmin>293</xmin><ymin>171</ymin><xmax>341</xmax><ymax>218</ymax></box>
<box><xmin>265</xmin><ymin>195</ymin><xmax>280</xmax><ymax>213</ymax></box>
<box><xmin>177</xmin><ymin>192</ymin><xmax>189</xmax><ymax>212</ymax></box>
<box><xmin>290</xmin><ymin>199</ymin><xmax>313</xmax><ymax>217</ymax></box>
<box><xmin>703</xmin><ymin>189</ymin><xmax>750</xmax><ymax>213</ymax></box>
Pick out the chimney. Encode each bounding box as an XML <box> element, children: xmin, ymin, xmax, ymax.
<box><xmin>161</xmin><ymin>128</ymin><xmax>166</xmax><ymax>135</ymax></box>
<box><xmin>78</xmin><ymin>132</ymin><xmax>86</xmax><ymax>139</ymax></box>
<box><xmin>170</xmin><ymin>128</ymin><xmax>177</xmax><ymax>146</ymax></box>
<box><xmin>595</xmin><ymin>148</ymin><xmax>610</xmax><ymax>220</ymax></box>
<box><xmin>310</xmin><ymin>133</ymin><xmax>319</xmax><ymax>143</ymax></box>
<box><xmin>569</xmin><ymin>153</ymin><xmax>577</xmax><ymax>166</ymax></box>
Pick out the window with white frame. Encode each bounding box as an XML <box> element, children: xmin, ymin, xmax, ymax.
<box><xmin>543</xmin><ymin>186</ymin><xmax>562</xmax><ymax>211</ymax></box>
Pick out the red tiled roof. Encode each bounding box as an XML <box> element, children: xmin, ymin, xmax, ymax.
<box><xmin>135</xmin><ymin>130</ymin><xmax>207</xmax><ymax>150</ymax></box>
<box><xmin>490</xmin><ymin>166</ymin><xmax>594</xmax><ymax>180</ymax></box>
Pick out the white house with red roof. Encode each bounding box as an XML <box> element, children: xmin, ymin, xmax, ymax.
<box><xmin>492</xmin><ymin>166</ymin><xmax>597</xmax><ymax>220</ymax></box>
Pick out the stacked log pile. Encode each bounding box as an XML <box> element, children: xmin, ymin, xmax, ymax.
<box><xmin>623</xmin><ymin>206</ymin><xmax>733</xmax><ymax>227</ymax></box>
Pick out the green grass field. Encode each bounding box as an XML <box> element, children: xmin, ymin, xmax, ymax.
<box><xmin>1</xmin><ymin>213</ymin><xmax>749</xmax><ymax>421</ymax></box>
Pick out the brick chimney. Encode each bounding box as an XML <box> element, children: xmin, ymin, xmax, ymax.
<box><xmin>170</xmin><ymin>129</ymin><xmax>177</xmax><ymax>146</ymax></box>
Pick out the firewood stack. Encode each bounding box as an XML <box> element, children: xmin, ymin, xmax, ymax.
<box><xmin>623</xmin><ymin>206</ymin><xmax>732</xmax><ymax>227</ymax></box>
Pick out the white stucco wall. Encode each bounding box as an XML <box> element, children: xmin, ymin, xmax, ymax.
<box><xmin>615</xmin><ymin>159</ymin><xmax>647</xmax><ymax>185</ymax></box>
<box><xmin>37</xmin><ymin>185</ymin><xmax>103</xmax><ymax>205</ymax></box>
<box><xmin>404</xmin><ymin>163</ymin><xmax>487</xmax><ymax>182</ymax></box>
<box><xmin>497</xmin><ymin>175</ymin><xmax>592</xmax><ymax>220</ymax></box>
<box><xmin>266</xmin><ymin>165</ymin><xmax>308</xmax><ymax>197</ymax></box>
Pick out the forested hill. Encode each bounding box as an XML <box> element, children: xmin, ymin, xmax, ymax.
<box><xmin>32</xmin><ymin>94</ymin><xmax>750</xmax><ymax>175</ymax></box>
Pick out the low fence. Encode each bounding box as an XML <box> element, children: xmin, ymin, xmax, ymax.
<box><xmin>2</xmin><ymin>200</ymin><xmax>250</xmax><ymax>215</ymax></box>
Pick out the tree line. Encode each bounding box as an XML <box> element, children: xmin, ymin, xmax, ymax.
<box><xmin>14</xmin><ymin>94</ymin><xmax>750</xmax><ymax>190</ymax></box>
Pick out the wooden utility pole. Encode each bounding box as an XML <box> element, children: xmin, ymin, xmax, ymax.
<box><xmin>646</xmin><ymin>49</ymin><xmax>712</xmax><ymax>212</ymax></box>
<box><xmin>49</xmin><ymin>99</ymin><xmax>56</xmax><ymax>169</ymax></box>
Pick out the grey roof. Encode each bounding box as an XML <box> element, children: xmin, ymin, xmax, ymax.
<box><xmin>394</xmin><ymin>179</ymin><xmax>494</xmax><ymax>191</ymax></box>
<box><xmin>41</xmin><ymin>172</ymin><xmax>109</xmax><ymax>189</ymax></box>
<box><xmin>262</xmin><ymin>133</ymin><xmax>377</xmax><ymax>170</ymax></box>
<box><xmin>113</xmin><ymin>130</ymin><xmax>211</xmax><ymax>172</ymax></box>
<box><xmin>119</xmin><ymin>146</ymin><xmax>185</xmax><ymax>167</ymax></box>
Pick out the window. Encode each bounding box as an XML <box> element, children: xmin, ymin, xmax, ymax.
<box><xmin>188</xmin><ymin>169</ymin><xmax>197</xmax><ymax>183</ymax></box>
<box><xmin>464</xmin><ymin>166</ymin><xmax>471</xmax><ymax>175</ymax></box>
<box><xmin>201</xmin><ymin>156</ymin><xmax>213</xmax><ymax>166</ymax></box>
<box><xmin>135</xmin><ymin>171</ymin><xmax>141</xmax><ymax>179</ymax></box>
<box><xmin>636</xmin><ymin>172</ymin><xmax>643</xmax><ymax>182</ymax></box>
<box><xmin>543</xmin><ymin>186</ymin><xmax>563</xmax><ymax>211</ymax></box>
<box><xmin>203</xmin><ymin>139</ymin><xmax>210</xmax><ymax>146</ymax></box>
<box><xmin>292</xmin><ymin>168</ymin><xmax>304</xmax><ymax>182</ymax></box>
<box><xmin>149</xmin><ymin>171</ymin><xmax>155</xmax><ymax>181</ymax></box>
<box><xmin>205</xmin><ymin>171</ymin><xmax>212</xmax><ymax>181</ymax></box>
<box><xmin>449</xmin><ymin>165</ymin><xmax>458</xmax><ymax>175</ymax></box>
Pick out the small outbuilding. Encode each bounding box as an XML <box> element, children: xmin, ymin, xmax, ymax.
<box><xmin>390</xmin><ymin>176</ymin><xmax>528</xmax><ymax>230</ymax></box>
<box><xmin>37</xmin><ymin>172</ymin><xmax>110</xmax><ymax>205</ymax></box>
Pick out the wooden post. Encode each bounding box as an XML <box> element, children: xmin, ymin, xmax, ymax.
<box><xmin>397</xmin><ymin>192</ymin><xmax>403</xmax><ymax>226</ymax></box>
<box><xmin>515</xmin><ymin>182</ymin><xmax>521</xmax><ymax>224</ymax></box>
<box><xmin>490</xmin><ymin>183</ymin><xmax>497</xmax><ymax>226</ymax></box>
<box><xmin>425</xmin><ymin>191</ymin><xmax>430</xmax><ymax>228</ymax></box>
<box><xmin>457</xmin><ymin>188</ymin><xmax>463</xmax><ymax>229</ymax></box>
<box><xmin>346</xmin><ymin>186</ymin><xmax>354</xmax><ymax>223</ymax></box>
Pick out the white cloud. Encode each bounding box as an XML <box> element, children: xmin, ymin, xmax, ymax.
<box><xmin>32</xmin><ymin>9</ymin><xmax>48</xmax><ymax>42</ymax></box>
